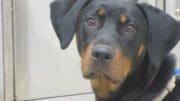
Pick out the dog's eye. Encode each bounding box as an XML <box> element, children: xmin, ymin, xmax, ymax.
<box><xmin>85</xmin><ymin>18</ymin><xmax>97</xmax><ymax>27</ymax></box>
<box><xmin>126</xmin><ymin>24</ymin><xmax>137</xmax><ymax>33</ymax></box>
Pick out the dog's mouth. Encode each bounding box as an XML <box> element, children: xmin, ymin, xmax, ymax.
<box><xmin>83</xmin><ymin>69</ymin><xmax>124</xmax><ymax>85</ymax></box>
<box><xmin>81</xmin><ymin>59</ymin><xmax>130</xmax><ymax>86</ymax></box>
<box><xmin>84</xmin><ymin>69</ymin><xmax>125</xmax><ymax>98</ymax></box>
<box><xmin>85</xmin><ymin>71</ymin><xmax>110</xmax><ymax>80</ymax></box>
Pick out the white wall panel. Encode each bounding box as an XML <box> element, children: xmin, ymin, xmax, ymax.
<box><xmin>14</xmin><ymin>0</ymin><xmax>92</xmax><ymax>100</ymax></box>
<box><xmin>1</xmin><ymin>0</ymin><xmax>14</xmax><ymax>100</ymax></box>
<box><xmin>0</xmin><ymin>0</ymin><xmax>4</xmax><ymax>100</ymax></box>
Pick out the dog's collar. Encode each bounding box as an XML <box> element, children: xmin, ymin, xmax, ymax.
<box><xmin>153</xmin><ymin>75</ymin><xmax>176</xmax><ymax>101</ymax></box>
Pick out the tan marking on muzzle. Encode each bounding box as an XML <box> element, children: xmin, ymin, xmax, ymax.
<box><xmin>109</xmin><ymin>49</ymin><xmax>132</xmax><ymax>82</ymax></box>
<box><xmin>81</xmin><ymin>44</ymin><xmax>93</xmax><ymax>77</ymax></box>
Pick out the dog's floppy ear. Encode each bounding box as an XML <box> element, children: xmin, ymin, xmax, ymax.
<box><xmin>140</xmin><ymin>4</ymin><xmax>180</xmax><ymax>85</ymax></box>
<box><xmin>50</xmin><ymin>0</ymin><xmax>90</xmax><ymax>49</ymax></box>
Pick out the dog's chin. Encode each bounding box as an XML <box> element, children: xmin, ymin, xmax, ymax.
<box><xmin>83</xmin><ymin>72</ymin><xmax>124</xmax><ymax>86</ymax></box>
<box><xmin>84</xmin><ymin>72</ymin><xmax>126</xmax><ymax>98</ymax></box>
<box><xmin>81</xmin><ymin>64</ymin><xmax>127</xmax><ymax>87</ymax></box>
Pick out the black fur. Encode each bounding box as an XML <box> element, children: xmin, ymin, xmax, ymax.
<box><xmin>50</xmin><ymin>0</ymin><xmax>180</xmax><ymax>101</ymax></box>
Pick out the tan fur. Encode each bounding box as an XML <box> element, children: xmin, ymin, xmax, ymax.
<box><xmin>120</xmin><ymin>15</ymin><xmax>128</xmax><ymax>24</ymax></box>
<box><xmin>98</xmin><ymin>8</ymin><xmax>106</xmax><ymax>17</ymax></box>
<box><xmin>91</xmin><ymin>77</ymin><xmax>118</xmax><ymax>98</ymax></box>
<box><xmin>137</xmin><ymin>44</ymin><xmax>145</xmax><ymax>57</ymax></box>
<box><xmin>109</xmin><ymin>49</ymin><xmax>132</xmax><ymax>83</ymax></box>
<box><xmin>81</xmin><ymin>44</ymin><xmax>93</xmax><ymax>77</ymax></box>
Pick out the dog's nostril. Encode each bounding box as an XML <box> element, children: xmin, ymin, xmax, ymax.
<box><xmin>93</xmin><ymin>51</ymin><xmax>112</xmax><ymax>60</ymax></box>
<box><xmin>105</xmin><ymin>54</ymin><xmax>113</xmax><ymax>60</ymax></box>
<box><xmin>92</xmin><ymin>45</ymin><xmax>115</xmax><ymax>61</ymax></box>
<box><xmin>93</xmin><ymin>52</ymin><xmax>100</xmax><ymax>59</ymax></box>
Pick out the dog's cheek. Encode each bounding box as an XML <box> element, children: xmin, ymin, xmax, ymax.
<box><xmin>81</xmin><ymin>44</ymin><xmax>93</xmax><ymax>77</ymax></box>
<box><xmin>137</xmin><ymin>43</ymin><xmax>145</xmax><ymax>58</ymax></box>
<box><xmin>76</xmin><ymin>34</ymin><xmax>82</xmax><ymax>54</ymax></box>
<box><xmin>109</xmin><ymin>43</ymin><xmax>144</xmax><ymax>81</ymax></box>
<box><xmin>110</xmin><ymin>49</ymin><xmax>132</xmax><ymax>82</ymax></box>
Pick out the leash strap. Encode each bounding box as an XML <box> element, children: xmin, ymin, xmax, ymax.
<box><xmin>153</xmin><ymin>75</ymin><xmax>176</xmax><ymax>101</ymax></box>
<box><xmin>153</xmin><ymin>68</ymin><xmax>180</xmax><ymax>101</ymax></box>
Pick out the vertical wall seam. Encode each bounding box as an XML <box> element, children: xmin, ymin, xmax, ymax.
<box><xmin>11</xmin><ymin>0</ymin><xmax>16</xmax><ymax>100</ymax></box>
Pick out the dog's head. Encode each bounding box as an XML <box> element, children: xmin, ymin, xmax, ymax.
<box><xmin>50</xmin><ymin>0</ymin><xmax>180</xmax><ymax>98</ymax></box>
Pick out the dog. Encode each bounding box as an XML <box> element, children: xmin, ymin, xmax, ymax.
<box><xmin>50</xmin><ymin>0</ymin><xmax>180</xmax><ymax>101</ymax></box>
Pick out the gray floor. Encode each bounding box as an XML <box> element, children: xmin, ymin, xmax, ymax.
<box><xmin>36</xmin><ymin>94</ymin><xmax>95</xmax><ymax>101</ymax></box>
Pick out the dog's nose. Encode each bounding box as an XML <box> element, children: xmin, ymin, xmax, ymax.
<box><xmin>92</xmin><ymin>45</ymin><xmax>115</xmax><ymax>61</ymax></box>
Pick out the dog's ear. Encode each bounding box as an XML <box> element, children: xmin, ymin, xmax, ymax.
<box><xmin>50</xmin><ymin>0</ymin><xmax>90</xmax><ymax>49</ymax></box>
<box><xmin>139</xmin><ymin>4</ymin><xmax>180</xmax><ymax>85</ymax></box>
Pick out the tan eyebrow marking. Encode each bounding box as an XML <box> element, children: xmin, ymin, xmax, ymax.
<box><xmin>98</xmin><ymin>8</ymin><xmax>106</xmax><ymax>17</ymax></box>
<box><xmin>120</xmin><ymin>15</ymin><xmax>128</xmax><ymax>24</ymax></box>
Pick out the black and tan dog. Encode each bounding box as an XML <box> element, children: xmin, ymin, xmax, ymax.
<box><xmin>50</xmin><ymin>0</ymin><xmax>180</xmax><ymax>101</ymax></box>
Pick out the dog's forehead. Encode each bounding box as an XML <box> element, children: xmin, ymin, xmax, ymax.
<box><xmin>83</xmin><ymin>0</ymin><xmax>141</xmax><ymax>17</ymax></box>
<box><xmin>93</xmin><ymin>0</ymin><xmax>138</xmax><ymax>10</ymax></box>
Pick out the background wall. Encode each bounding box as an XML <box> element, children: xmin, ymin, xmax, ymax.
<box><xmin>0</xmin><ymin>0</ymin><xmax>4</xmax><ymax>100</ymax></box>
<box><xmin>14</xmin><ymin>0</ymin><xmax>92</xmax><ymax>100</ymax></box>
